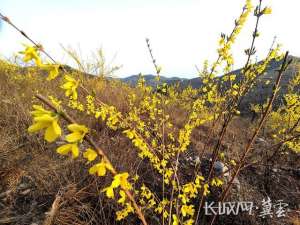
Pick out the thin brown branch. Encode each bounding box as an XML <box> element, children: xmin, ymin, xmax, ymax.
<box><xmin>35</xmin><ymin>94</ymin><xmax>148</xmax><ymax>225</ymax></box>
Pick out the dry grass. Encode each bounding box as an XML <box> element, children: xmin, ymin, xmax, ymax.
<box><xmin>0</xmin><ymin>61</ymin><xmax>299</xmax><ymax>225</ymax></box>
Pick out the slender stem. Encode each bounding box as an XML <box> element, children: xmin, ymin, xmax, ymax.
<box><xmin>196</xmin><ymin>5</ymin><xmax>264</xmax><ymax>224</ymax></box>
<box><xmin>195</xmin><ymin>6</ymin><xmax>255</xmax><ymax>224</ymax></box>
<box><xmin>244</xmin><ymin>0</ymin><xmax>262</xmax><ymax>68</ymax></box>
<box><xmin>0</xmin><ymin>12</ymin><xmax>57</xmax><ymax>64</ymax></box>
<box><xmin>146</xmin><ymin>38</ymin><xmax>161</xmax><ymax>78</ymax></box>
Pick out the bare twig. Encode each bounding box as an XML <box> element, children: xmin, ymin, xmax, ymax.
<box><xmin>146</xmin><ymin>38</ymin><xmax>161</xmax><ymax>77</ymax></box>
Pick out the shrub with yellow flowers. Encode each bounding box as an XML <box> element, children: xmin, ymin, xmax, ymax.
<box><xmin>0</xmin><ymin>0</ymin><xmax>295</xmax><ymax>224</ymax></box>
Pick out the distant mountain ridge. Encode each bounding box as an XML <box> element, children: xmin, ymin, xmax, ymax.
<box><xmin>121</xmin><ymin>56</ymin><xmax>300</xmax><ymax>87</ymax></box>
<box><xmin>119</xmin><ymin>74</ymin><xmax>188</xmax><ymax>87</ymax></box>
<box><xmin>120</xmin><ymin>56</ymin><xmax>300</xmax><ymax>112</ymax></box>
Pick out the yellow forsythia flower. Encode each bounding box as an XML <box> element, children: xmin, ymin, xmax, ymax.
<box><xmin>61</xmin><ymin>75</ymin><xmax>79</xmax><ymax>100</ymax></box>
<box><xmin>28</xmin><ymin>105</ymin><xmax>61</xmax><ymax>143</ymax></box>
<box><xmin>229</xmin><ymin>74</ymin><xmax>236</xmax><ymax>81</ymax></box>
<box><xmin>233</xmin><ymin>84</ymin><xmax>239</xmax><ymax>89</ymax></box>
<box><xmin>132</xmin><ymin>174</ymin><xmax>139</xmax><ymax>182</ymax></box>
<box><xmin>195</xmin><ymin>175</ymin><xmax>205</xmax><ymax>186</ymax></box>
<box><xmin>83</xmin><ymin>148</ymin><xmax>98</xmax><ymax>162</ymax></box>
<box><xmin>232</xmin><ymin>90</ymin><xmax>238</xmax><ymax>96</ymax></box>
<box><xmin>66</xmin><ymin>124</ymin><xmax>88</xmax><ymax>143</ymax></box>
<box><xmin>203</xmin><ymin>183</ymin><xmax>210</xmax><ymax>196</ymax></box>
<box><xmin>102</xmin><ymin>172</ymin><xmax>131</xmax><ymax>199</ymax></box>
<box><xmin>112</xmin><ymin>173</ymin><xmax>132</xmax><ymax>190</ymax></box>
<box><xmin>230</xmin><ymin>159</ymin><xmax>237</xmax><ymax>166</ymax></box>
<box><xmin>181</xmin><ymin>205</ymin><xmax>195</xmax><ymax>217</ymax></box>
<box><xmin>123</xmin><ymin>129</ymin><xmax>136</xmax><ymax>139</ymax></box>
<box><xmin>183</xmin><ymin>219</ymin><xmax>195</xmax><ymax>225</ymax></box>
<box><xmin>48</xmin><ymin>96</ymin><xmax>62</xmax><ymax>109</ymax></box>
<box><xmin>89</xmin><ymin>159</ymin><xmax>112</xmax><ymax>176</ymax></box>
<box><xmin>19</xmin><ymin>45</ymin><xmax>42</xmax><ymax>66</ymax></box>
<box><xmin>103</xmin><ymin>186</ymin><xmax>115</xmax><ymax>198</ymax></box>
<box><xmin>30</xmin><ymin>104</ymin><xmax>52</xmax><ymax>117</ymax></box>
<box><xmin>41</xmin><ymin>64</ymin><xmax>60</xmax><ymax>80</ymax></box>
<box><xmin>56</xmin><ymin>124</ymin><xmax>88</xmax><ymax>159</ymax></box>
<box><xmin>116</xmin><ymin>203</ymin><xmax>134</xmax><ymax>220</ymax></box>
<box><xmin>211</xmin><ymin>178</ymin><xmax>223</xmax><ymax>187</ymax></box>
<box><xmin>219</xmin><ymin>152</ymin><xmax>225</xmax><ymax>160</ymax></box>
<box><xmin>56</xmin><ymin>143</ymin><xmax>79</xmax><ymax>158</ymax></box>
<box><xmin>172</xmin><ymin>214</ymin><xmax>179</xmax><ymax>225</ymax></box>
<box><xmin>117</xmin><ymin>190</ymin><xmax>126</xmax><ymax>204</ymax></box>
<box><xmin>216</xmin><ymin>178</ymin><xmax>224</xmax><ymax>186</ymax></box>
<box><xmin>262</xmin><ymin>7</ymin><xmax>272</xmax><ymax>15</ymax></box>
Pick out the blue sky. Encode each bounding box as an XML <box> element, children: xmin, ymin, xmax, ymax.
<box><xmin>1</xmin><ymin>0</ymin><xmax>300</xmax><ymax>78</ymax></box>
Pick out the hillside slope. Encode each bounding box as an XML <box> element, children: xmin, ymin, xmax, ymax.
<box><xmin>0</xmin><ymin>58</ymin><xmax>299</xmax><ymax>225</ymax></box>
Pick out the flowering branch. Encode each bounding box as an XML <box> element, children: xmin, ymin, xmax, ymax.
<box><xmin>34</xmin><ymin>94</ymin><xmax>148</xmax><ymax>225</ymax></box>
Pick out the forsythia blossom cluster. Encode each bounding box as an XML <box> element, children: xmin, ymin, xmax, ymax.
<box><xmin>28</xmin><ymin>105</ymin><xmax>61</xmax><ymax>142</ymax></box>
<box><xmin>19</xmin><ymin>45</ymin><xmax>60</xmax><ymax>80</ymax></box>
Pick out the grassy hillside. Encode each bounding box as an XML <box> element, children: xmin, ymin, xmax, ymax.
<box><xmin>1</xmin><ymin>1</ymin><xmax>300</xmax><ymax>224</ymax></box>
